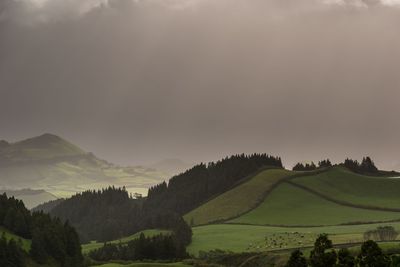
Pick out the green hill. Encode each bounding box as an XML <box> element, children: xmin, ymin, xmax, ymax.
<box><xmin>184</xmin><ymin>166</ymin><xmax>400</xmax><ymax>227</ymax></box>
<box><xmin>229</xmin><ymin>182</ymin><xmax>400</xmax><ymax>226</ymax></box>
<box><xmin>184</xmin><ymin>169</ymin><xmax>296</xmax><ymax>226</ymax></box>
<box><xmin>0</xmin><ymin>134</ymin><xmax>168</xmax><ymax>203</ymax></box>
<box><xmin>181</xmin><ymin>165</ymin><xmax>400</xmax><ymax>256</ymax></box>
<box><xmin>291</xmin><ymin>166</ymin><xmax>400</xmax><ymax>210</ymax></box>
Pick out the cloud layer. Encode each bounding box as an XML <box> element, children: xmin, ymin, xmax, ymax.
<box><xmin>1</xmin><ymin>0</ymin><xmax>400</xmax><ymax>169</ymax></box>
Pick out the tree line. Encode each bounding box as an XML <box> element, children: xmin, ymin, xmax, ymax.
<box><xmin>292</xmin><ymin>157</ymin><xmax>379</xmax><ymax>174</ymax></box>
<box><xmin>50</xmin><ymin>186</ymin><xmax>192</xmax><ymax>245</ymax></box>
<box><xmin>285</xmin><ymin>234</ymin><xmax>400</xmax><ymax>267</ymax></box>
<box><xmin>0</xmin><ymin>193</ymin><xmax>83</xmax><ymax>267</ymax></box>
<box><xmin>363</xmin><ymin>226</ymin><xmax>398</xmax><ymax>242</ymax></box>
<box><xmin>89</xmin><ymin>232</ymin><xmax>188</xmax><ymax>262</ymax></box>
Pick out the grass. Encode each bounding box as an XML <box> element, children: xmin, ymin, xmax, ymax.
<box><xmin>291</xmin><ymin>167</ymin><xmax>400</xmax><ymax>210</ymax></box>
<box><xmin>0</xmin><ymin>226</ymin><xmax>31</xmax><ymax>251</ymax></box>
<box><xmin>188</xmin><ymin>222</ymin><xmax>400</xmax><ymax>256</ymax></box>
<box><xmin>82</xmin><ymin>229</ymin><xmax>171</xmax><ymax>254</ymax></box>
<box><xmin>229</xmin><ymin>182</ymin><xmax>400</xmax><ymax>226</ymax></box>
<box><xmin>184</xmin><ymin>169</ymin><xmax>295</xmax><ymax>225</ymax></box>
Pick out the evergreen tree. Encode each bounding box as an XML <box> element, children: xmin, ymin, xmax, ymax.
<box><xmin>358</xmin><ymin>240</ymin><xmax>390</xmax><ymax>267</ymax></box>
<box><xmin>285</xmin><ymin>250</ymin><xmax>307</xmax><ymax>267</ymax></box>
<box><xmin>309</xmin><ymin>234</ymin><xmax>337</xmax><ymax>267</ymax></box>
<box><xmin>337</xmin><ymin>248</ymin><xmax>355</xmax><ymax>267</ymax></box>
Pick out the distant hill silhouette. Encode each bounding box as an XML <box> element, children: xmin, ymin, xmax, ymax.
<box><xmin>0</xmin><ymin>134</ymin><xmax>167</xmax><ymax>206</ymax></box>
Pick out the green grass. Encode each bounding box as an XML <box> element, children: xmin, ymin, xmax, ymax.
<box><xmin>0</xmin><ymin>226</ymin><xmax>31</xmax><ymax>251</ymax></box>
<box><xmin>184</xmin><ymin>169</ymin><xmax>296</xmax><ymax>225</ymax></box>
<box><xmin>229</xmin><ymin>182</ymin><xmax>400</xmax><ymax>226</ymax></box>
<box><xmin>188</xmin><ymin>222</ymin><xmax>400</xmax><ymax>256</ymax></box>
<box><xmin>82</xmin><ymin>229</ymin><xmax>171</xmax><ymax>254</ymax></box>
<box><xmin>291</xmin><ymin>167</ymin><xmax>400</xmax><ymax>210</ymax></box>
<box><xmin>93</xmin><ymin>263</ymin><xmax>190</xmax><ymax>267</ymax></box>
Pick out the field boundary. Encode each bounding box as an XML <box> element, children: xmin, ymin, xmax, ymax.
<box><xmin>287</xmin><ymin>180</ymin><xmax>400</xmax><ymax>213</ymax></box>
<box><xmin>193</xmin><ymin>169</ymin><xmax>330</xmax><ymax>226</ymax></box>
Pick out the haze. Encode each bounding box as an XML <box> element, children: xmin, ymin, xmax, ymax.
<box><xmin>1</xmin><ymin>0</ymin><xmax>400</xmax><ymax>170</ymax></box>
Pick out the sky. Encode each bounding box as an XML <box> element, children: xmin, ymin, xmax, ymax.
<box><xmin>1</xmin><ymin>0</ymin><xmax>400</xmax><ymax>170</ymax></box>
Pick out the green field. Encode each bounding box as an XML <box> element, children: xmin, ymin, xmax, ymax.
<box><xmin>82</xmin><ymin>229</ymin><xmax>171</xmax><ymax>254</ymax></box>
<box><xmin>0</xmin><ymin>226</ymin><xmax>31</xmax><ymax>251</ymax></box>
<box><xmin>292</xmin><ymin>167</ymin><xmax>400</xmax><ymax>210</ymax></box>
<box><xmin>229</xmin><ymin>183</ymin><xmax>400</xmax><ymax>226</ymax></box>
<box><xmin>184</xmin><ymin>169</ymin><xmax>295</xmax><ymax>225</ymax></box>
<box><xmin>94</xmin><ymin>263</ymin><xmax>190</xmax><ymax>267</ymax></box>
<box><xmin>188</xmin><ymin>222</ymin><xmax>400</xmax><ymax>255</ymax></box>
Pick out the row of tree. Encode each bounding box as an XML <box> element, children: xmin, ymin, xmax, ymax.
<box><xmin>50</xmin><ymin>187</ymin><xmax>192</xmax><ymax>245</ymax></box>
<box><xmin>292</xmin><ymin>159</ymin><xmax>332</xmax><ymax>171</ymax></box>
<box><xmin>0</xmin><ymin>193</ymin><xmax>83</xmax><ymax>267</ymax></box>
<box><xmin>292</xmin><ymin>157</ymin><xmax>379</xmax><ymax>174</ymax></box>
<box><xmin>363</xmin><ymin>226</ymin><xmax>399</xmax><ymax>242</ymax></box>
<box><xmin>89</xmin><ymin>232</ymin><xmax>188</xmax><ymax>261</ymax></box>
<box><xmin>285</xmin><ymin>234</ymin><xmax>398</xmax><ymax>267</ymax></box>
<box><xmin>343</xmin><ymin>157</ymin><xmax>378</xmax><ymax>174</ymax></box>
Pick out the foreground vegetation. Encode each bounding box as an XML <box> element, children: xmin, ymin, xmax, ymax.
<box><xmin>0</xmin><ymin>193</ymin><xmax>83</xmax><ymax>267</ymax></box>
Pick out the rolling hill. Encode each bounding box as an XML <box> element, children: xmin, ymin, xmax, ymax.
<box><xmin>180</xmin><ymin>165</ymin><xmax>400</xmax><ymax>255</ymax></box>
<box><xmin>0</xmin><ymin>134</ymin><xmax>168</xmax><ymax>205</ymax></box>
<box><xmin>184</xmin><ymin>168</ymin><xmax>296</xmax><ymax>226</ymax></box>
<box><xmin>184</xmin><ymin>166</ymin><xmax>400</xmax><ymax>227</ymax></box>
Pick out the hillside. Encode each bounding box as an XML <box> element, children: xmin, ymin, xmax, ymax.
<box><xmin>0</xmin><ymin>134</ymin><xmax>168</xmax><ymax>204</ymax></box>
<box><xmin>183</xmin><ymin>166</ymin><xmax>400</xmax><ymax>227</ymax></box>
<box><xmin>229</xmin><ymin>182</ymin><xmax>400</xmax><ymax>226</ymax></box>
<box><xmin>291</xmin><ymin>166</ymin><xmax>400</xmax><ymax>210</ymax></box>
<box><xmin>184</xmin><ymin>168</ymin><xmax>295</xmax><ymax>226</ymax></box>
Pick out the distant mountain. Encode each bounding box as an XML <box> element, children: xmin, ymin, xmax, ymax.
<box><xmin>149</xmin><ymin>158</ymin><xmax>193</xmax><ymax>176</ymax></box>
<box><xmin>0</xmin><ymin>189</ymin><xmax>58</xmax><ymax>209</ymax></box>
<box><xmin>0</xmin><ymin>134</ymin><xmax>168</xmax><ymax>203</ymax></box>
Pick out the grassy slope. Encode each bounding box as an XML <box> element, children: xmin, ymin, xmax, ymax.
<box><xmin>188</xmin><ymin>222</ymin><xmax>400</xmax><ymax>255</ymax></box>
<box><xmin>229</xmin><ymin>183</ymin><xmax>400</xmax><ymax>226</ymax></box>
<box><xmin>292</xmin><ymin>167</ymin><xmax>400</xmax><ymax>210</ymax></box>
<box><xmin>184</xmin><ymin>169</ymin><xmax>295</xmax><ymax>226</ymax></box>
<box><xmin>0</xmin><ymin>226</ymin><xmax>31</xmax><ymax>251</ymax></box>
<box><xmin>82</xmin><ymin>229</ymin><xmax>171</xmax><ymax>254</ymax></box>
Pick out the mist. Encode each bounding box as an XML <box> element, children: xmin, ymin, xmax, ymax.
<box><xmin>1</xmin><ymin>0</ymin><xmax>400</xmax><ymax>169</ymax></box>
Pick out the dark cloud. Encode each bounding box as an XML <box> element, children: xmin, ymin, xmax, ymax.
<box><xmin>1</xmin><ymin>0</ymin><xmax>400</xmax><ymax>169</ymax></box>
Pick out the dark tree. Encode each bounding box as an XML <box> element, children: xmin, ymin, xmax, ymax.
<box><xmin>360</xmin><ymin>157</ymin><xmax>378</xmax><ymax>173</ymax></box>
<box><xmin>285</xmin><ymin>250</ymin><xmax>307</xmax><ymax>267</ymax></box>
<box><xmin>309</xmin><ymin>234</ymin><xmax>337</xmax><ymax>267</ymax></box>
<box><xmin>293</xmin><ymin>162</ymin><xmax>317</xmax><ymax>171</ymax></box>
<box><xmin>337</xmin><ymin>248</ymin><xmax>355</xmax><ymax>267</ymax></box>
<box><xmin>318</xmin><ymin>159</ymin><xmax>332</xmax><ymax>168</ymax></box>
<box><xmin>357</xmin><ymin>240</ymin><xmax>390</xmax><ymax>267</ymax></box>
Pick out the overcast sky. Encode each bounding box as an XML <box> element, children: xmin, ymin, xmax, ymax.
<box><xmin>1</xmin><ymin>0</ymin><xmax>400</xmax><ymax>169</ymax></box>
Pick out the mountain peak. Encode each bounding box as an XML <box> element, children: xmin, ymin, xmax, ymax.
<box><xmin>1</xmin><ymin>133</ymin><xmax>85</xmax><ymax>162</ymax></box>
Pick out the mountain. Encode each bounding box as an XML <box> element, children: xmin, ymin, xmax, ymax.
<box><xmin>0</xmin><ymin>134</ymin><xmax>168</xmax><ymax>203</ymax></box>
<box><xmin>0</xmin><ymin>189</ymin><xmax>58</xmax><ymax>209</ymax></box>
